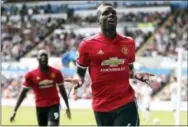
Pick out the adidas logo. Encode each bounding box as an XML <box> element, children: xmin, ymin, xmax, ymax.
<box><xmin>97</xmin><ymin>49</ymin><xmax>104</xmax><ymax>55</ymax></box>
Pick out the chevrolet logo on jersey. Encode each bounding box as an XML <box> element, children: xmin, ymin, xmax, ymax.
<box><xmin>39</xmin><ymin>80</ymin><xmax>53</xmax><ymax>88</ymax></box>
<box><xmin>101</xmin><ymin>57</ymin><xmax>125</xmax><ymax>67</ymax></box>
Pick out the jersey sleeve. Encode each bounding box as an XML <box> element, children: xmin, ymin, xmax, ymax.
<box><xmin>56</xmin><ymin>70</ymin><xmax>64</xmax><ymax>85</ymax></box>
<box><xmin>129</xmin><ymin>39</ymin><xmax>136</xmax><ymax>63</ymax></box>
<box><xmin>23</xmin><ymin>72</ymin><xmax>32</xmax><ymax>88</ymax></box>
<box><xmin>76</xmin><ymin>40</ymin><xmax>90</xmax><ymax>68</ymax></box>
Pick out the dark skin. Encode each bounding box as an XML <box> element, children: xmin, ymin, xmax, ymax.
<box><xmin>10</xmin><ymin>52</ymin><xmax>71</xmax><ymax>125</ymax></box>
<box><xmin>75</xmin><ymin>5</ymin><xmax>154</xmax><ymax>89</ymax></box>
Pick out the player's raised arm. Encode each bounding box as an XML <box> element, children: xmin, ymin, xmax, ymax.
<box><xmin>10</xmin><ymin>87</ymin><xmax>29</xmax><ymax>122</ymax></box>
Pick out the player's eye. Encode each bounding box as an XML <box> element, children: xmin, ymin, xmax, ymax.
<box><xmin>102</xmin><ymin>10</ymin><xmax>109</xmax><ymax>16</ymax></box>
<box><xmin>111</xmin><ymin>10</ymin><xmax>116</xmax><ymax>15</ymax></box>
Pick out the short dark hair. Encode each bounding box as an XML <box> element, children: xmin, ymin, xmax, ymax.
<box><xmin>96</xmin><ymin>3</ymin><xmax>114</xmax><ymax>17</ymax></box>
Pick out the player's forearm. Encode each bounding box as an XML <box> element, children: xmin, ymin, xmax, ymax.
<box><xmin>129</xmin><ymin>66</ymin><xmax>142</xmax><ymax>80</ymax></box>
<box><xmin>59</xmin><ymin>85</ymin><xmax>70</xmax><ymax>109</ymax></box>
<box><xmin>77</xmin><ymin>67</ymin><xmax>87</xmax><ymax>83</ymax></box>
<box><xmin>13</xmin><ymin>88</ymin><xmax>29</xmax><ymax>112</ymax></box>
<box><xmin>129</xmin><ymin>63</ymin><xmax>135</xmax><ymax>79</ymax></box>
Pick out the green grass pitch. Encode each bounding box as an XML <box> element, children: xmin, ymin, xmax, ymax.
<box><xmin>1</xmin><ymin>106</ymin><xmax>187</xmax><ymax>126</ymax></box>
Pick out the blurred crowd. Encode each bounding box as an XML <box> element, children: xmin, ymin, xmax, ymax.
<box><xmin>1</xmin><ymin>1</ymin><xmax>169</xmax><ymax>16</ymax></box>
<box><xmin>143</xmin><ymin>10</ymin><xmax>188</xmax><ymax>57</ymax></box>
<box><xmin>1</xmin><ymin>1</ymin><xmax>170</xmax><ymax>60</ymax></box>
<box><xmin>1</xmin><ymin>16</ymin><xmax>65</xmax><ymax>61</ymax></box>
<box><xmin>156</xmin><ymin>76</ymin><xmax>188</xmax><ymax>102</ymax></box>
<box><xmin>9</xmin><ymin>11</ymin><xmax>168</xmax><ymax>58</ymax></box>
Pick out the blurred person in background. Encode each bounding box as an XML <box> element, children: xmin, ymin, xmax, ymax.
<box><xmin>3</xmin><ymin>78</ymin><xmax>21</xmax><ymax>99</ymax></box>
<box><xmin>61</xmin><ymin>47</ymin><xmax>78</xmax><ymax>68</ymax></box>
<box><xmin>170</xmin><ymin>76</ymin><xmax>178</xmax><ymax>121</ymax></box>
<box><xmin>73</xmin><ymin>3</ymin><xmax>154</xmax><ymax>126</ymax></box>
<box><xmin>140</xmin><ymin>83</ymin><xmax>153</xmax><ymax>121</ymax></box>
<box><xmin>10</xmin><ymin>50</ymin><xmax>71</xmax><ymax>126</ymax></box>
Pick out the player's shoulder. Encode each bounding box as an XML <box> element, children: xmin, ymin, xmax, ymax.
<box><xmin>25</xmin><ymin>68</ymin><xmax>38</xmax><ymax>77</ymax></box>
<box><xmin>82</xmin><ymin>33</ymin><xmax>100</xmax><ymax>43</ymax></box>
<box><xmin>49</xmin><ymin>66</ymin><xmax>61</xmax><ymax>73</ymax></box>
<box><xmin>119</xmin><ymin>34</ymin><xmax>134</xmax><ymax>43</ymax></box>
<box><xmin>78</xmin><ymin>34</ymin><xmax>100</xmax><ymax>49</ymax></box>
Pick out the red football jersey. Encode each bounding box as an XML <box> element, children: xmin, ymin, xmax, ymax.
<box><xmin>23</xmin><ymin>66</ymin><xmax>64</xmax><ymax>107</ymax></box>
<box><xmin>77</xmin><ymin>33</ymin><xmax>136</xmax><ymax>112</ymax></box>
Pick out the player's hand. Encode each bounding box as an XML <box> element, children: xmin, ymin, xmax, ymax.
<box><xmin>74</xmin><ymin>82</ymin><xmax>82</xmax><ymax>89</ymax></box>
<box><xmin>10</xmin><ymin>111</ymin><xmax>16</xmax><ymax>123</ymax></box>
<box><xmin>135</xmin><ymin>72</ymin><xmax>154</xmax><ymax>87</ymax></box>
<box><xmin>66</xmin><ymin>108</ymin><xmax>71</xmax><ymax>119</ymax></box>
<box><xmin>64</xmin><ymin>78</ymin><xmax>81</xmax><ymax>84</ymax></box>
<box><xmin>74</xmin><ymin>78</ymin><xmax>84</xmax><ymax>90</ymax></box>
<box><xmin>64</xmin><ymin>78</ymin><xmax>83</xmax><ymax>89</ymax></box>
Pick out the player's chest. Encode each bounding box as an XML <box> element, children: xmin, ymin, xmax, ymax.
<box><xmin>89</xmin><ymin>42</ymin><xmax>130</xmax><ymax>60</ymax></box>
<box><xmin>32</xmin><ymin>72</ymin><xmax>57</xmax><ymax>88</ymax></box>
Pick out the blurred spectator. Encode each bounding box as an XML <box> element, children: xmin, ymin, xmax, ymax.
<box><xmin>143</xmin><ymin>10</ymin><xmax>188</xmax><ymax>57</ymax></box>
<box><xmin>61</xmin><ymin>47</ymin><xmax>77</xmax><ymax>68</ymax></box>
<box><xmin>2</xmin><ymin>77</ymin><xmax>22</xmax><ymax>99</ymax></box>
<box><xmin>1</xmin><ymin>16</ymin><xmax>64</xmax><ymax>61</ymax></box>
<box><xmin>156</xmin><ymin>76</ymin><xmax>188</xmax><ymax>102</ymax></box>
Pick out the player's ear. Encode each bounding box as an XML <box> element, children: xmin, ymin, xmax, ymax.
<box><xmin>96</xmin><ymin>10</ymin><xmax>101</xmax><ymax>24</ymax></box>
<box><xmin>97</xmin><ymin>19</ymin><xmax>100</xmax><ymax>24</ymax></box>
<box><xmin>97</xmin><ymin>17</ymin><xmax>102</xmax><ymax>25</ymax></box>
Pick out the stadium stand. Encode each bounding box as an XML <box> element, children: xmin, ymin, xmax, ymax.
<box><xmin>142</xmin><ymin>10</ymin><xmax>188</xmax><ymax>57</ymax></box>
<box><xmin>1</xmin><ymin>16</ymin><xmax>65</xmax><ymax>61</ymax></box>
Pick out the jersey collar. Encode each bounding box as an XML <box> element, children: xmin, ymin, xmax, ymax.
<box><xmin>98</xmin><ymin>33</ymin><xmax>121</xmax><ymax>44</ymax></box>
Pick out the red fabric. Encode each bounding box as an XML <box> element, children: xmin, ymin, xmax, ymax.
<box><xmin>23</xmin><ymin>66</ymin><xmax>64</xmax><ymax>107</ymax></box>
<box><xmin>77</xmin><ymin>33</ymin><xmax>136</xmax><ymax>112</ymax></box>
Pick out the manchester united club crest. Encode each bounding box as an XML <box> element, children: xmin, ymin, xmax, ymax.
<box><xmin>121</xmin><ymin>46</ymin><xmax>129</xmax><ymax>55</ymax></box>
<box><xmin>51</xmin><ymin>73</ymin><xmax>56</xmax><ymax>79</ymax></box>
<box><xmin>36</xmin><ymin>76</ymin><xmax>40</xmax><ymax>80</ymax></box>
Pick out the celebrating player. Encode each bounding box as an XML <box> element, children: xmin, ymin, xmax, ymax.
<box><xmin>74</xmin><ymin>3</ymin><xmax>154</xmax><ymax>126</ymax></box>
<box><xmin>10</xmin><ymin>50</ymin><xmax>71</xmax><ymax>126</ymax></box>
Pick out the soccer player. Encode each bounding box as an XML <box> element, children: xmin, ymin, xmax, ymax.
<box><xmin>74</xmin><ymin>3</ymin><xmax>154</xmax><ymax>126</ymax></box>
<box><xmin>10</xmin><ymin>50</ymin><xmax>71</xmax><ymax>126</ymax></box>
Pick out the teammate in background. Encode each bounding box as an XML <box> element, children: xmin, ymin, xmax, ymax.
<box><xmin>140</xmin><ymin>83</ymin><xmax>152</xmax><ymax>121</ymax></box>
<box><xmin>73</xmin><ymin>3</ymin><xmax>154</xmax><ymax>126</ymax></box>
<box><xmin>10</xmin><ymin>50</ymin><xmax>71</xmax><ymax>126</ymax></box>
<box><xmin>170</xmin><ymin>76</ymin><xmax>178</xmax><ymax>121</ymax></box>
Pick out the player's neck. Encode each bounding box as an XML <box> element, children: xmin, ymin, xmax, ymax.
<box><xmin>40</xmin><ymin>66</ymin><xmax>49</xmax><ymax>73</ymax></box>
<box><xmin>102</xmin><ymin>28</ymin><xmax>116</xmax><ymax>40</ymax></box>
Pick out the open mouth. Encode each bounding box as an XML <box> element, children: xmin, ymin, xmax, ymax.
<box><xmin>41</xmin><ymin>60</ymin><xmax>47</xmax><ymax>64</ymax></box>
<box><xmin>108</xmin><ymin>20</ymin><xmax>116</xmax><ymax>24</ymax></box>
<box><xmin>108</xmin><ymin>18</ymin><xmax>117</xmax><ymax>24</ymax></box>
